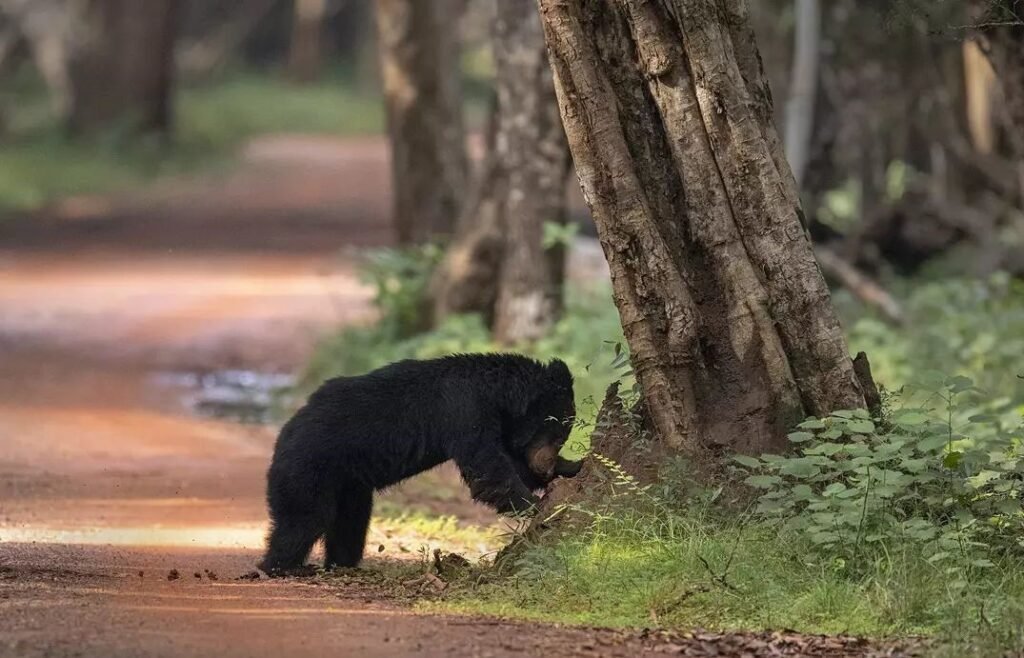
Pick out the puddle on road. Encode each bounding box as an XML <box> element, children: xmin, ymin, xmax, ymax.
<box><xmin>152</xmin><ymin>370</ymin><xmax>296</xmax><ymax>424</ymax></box>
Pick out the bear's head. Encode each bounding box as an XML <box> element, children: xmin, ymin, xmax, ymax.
<box><xmin>519</xmin><ymin>359</ymin><xmax>582</xmax><ymax>489</ymax></box>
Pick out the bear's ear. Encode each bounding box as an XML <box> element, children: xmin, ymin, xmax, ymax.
<box><xmin>546</xmin><ymin>359</ymin><xmax>573</xmax><ymax>388</ymax></box>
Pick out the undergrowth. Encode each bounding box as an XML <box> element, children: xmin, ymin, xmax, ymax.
<box><xmin>430</xmin><ymin>383</ymin><xmax>1024</xmax><ymax>653</ymax></box>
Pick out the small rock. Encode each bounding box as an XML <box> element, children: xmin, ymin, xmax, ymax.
<box><xmin>167</xmin><ymin>569</ymin><xmax>180</xmax><ymax>581</ymax></box>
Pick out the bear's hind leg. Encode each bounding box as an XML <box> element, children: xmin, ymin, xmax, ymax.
<box><xmin>324</xmin><ymin>486</ymin><xmax>373</xmax><ymax>569</ymax></box>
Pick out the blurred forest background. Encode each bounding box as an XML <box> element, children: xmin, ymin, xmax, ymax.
<box><xmin>2</xmin><ymin>0</ymin><xmax>1024</xmax><ymax>652</ymax></box>
<box><xmin>1</xmin><ymin>0</ymin><xmax>1022</xmax><ymax>278</ymax></box>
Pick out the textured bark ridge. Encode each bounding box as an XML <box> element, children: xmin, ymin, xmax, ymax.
<box><xmin>375</xmin><ymin>0</ymin><xmax>467</xmax><ymax>244</ymax></box>
<box><xmin>537</xmin><ymin>0</ymin><xmax>871</xmax><ymax>457</ymax></box>
<box><xmin>429</xmin><ymin>0</ymin><xmax>570</xmax><ymax>340</ymax></box>
<box><xmin>67</xmin><ymin>0</ymin><xmax>179</xmax><ymax>135</ymax></box>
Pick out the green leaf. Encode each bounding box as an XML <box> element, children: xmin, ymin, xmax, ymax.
<box><xmin>779</xmin><ymin>461</ymin><xmax>822</xmax><ymax>478</ymax></box>
<box><xmin>787</xmin><ymin>431</ymin><xmax>815</xmax><ymax>443</ymax></box>
<box><xmin>792</xmin><ymin>484</ymin><xmax>815</xmax><ymax>501</ymax></box>
<box><xmin>918</xmin><ymin>436</ymin><xmax>949</xmax><ymax>453</ymax></box>
<box><xmin>942</xmin><ymin>451</ymin><xmax>963</xmax><ymax>469</ymax></box>
<box><xmin>804</xmin><ymin>442</ymin><xmax>845</xmax><ymax>457</ymax></box>
<box><xmin>745</xmin><ymin>475</ymin><xmax>782</xmax><ymax>489</ymax></box>
<box><xmin>823</xmin><ymin>483</ymin><xmax>848</xmax><ymax>496</ymax></box>
<box><xmin>798</xmin><ymin>419</ymin><xmax>826</xmax><ymax>430</ymax></box>
<box><xmin>968</xmin><ymin>470</ymin><xmax>1002</xmax><ymax>489</ymax></box>
<box><xmin>946</xmin><ymin>375</ymin><xmax>975</xmax><ymax>393</ymax></box>
<box><xmin>900</xmin><ymin>457</ymin><xmax>930</xmax><ymax>473</ymax></box>
<box><xmin>893</xmin><ymin>411</ymin><xmax>929</xmax><ymax>426</ymax></box>
<box><xmin>847</xmin><ymin>419</ymin><xmax>876</xmax><ymax>434</ymax></box>
<box><xmin>733</xmin><ymin>455</ymin><xmax>762</xmax><ymax>469</ymax></box>
<box><xmin>996</xmin><ymin>499</ymin><xmax>1021</xmax><ymax>514</ymax></box>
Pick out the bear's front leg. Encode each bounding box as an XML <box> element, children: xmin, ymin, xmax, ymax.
<box><xmin>451</xmin><ymin>439</ymin><xmax>539</xmax><ymax>516</ymax></box>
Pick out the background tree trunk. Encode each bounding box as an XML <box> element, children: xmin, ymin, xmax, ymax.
<box><xmin>783</xmin><ymin>0</ymin><xmax>820</xmax><ymax>188</ymax></box>
<box><xmin>67</xmin><ymin>0</ymin><xmax>179</xmax><ymax>135</ymax></box>
<box><xmin>963</xmin><ymin>38</ymin><xmax>996</xmax><ymax>155</ymax></box>
<box><xmin>427</xmin><ymin>94</ymin><xmax>505</xmax><ymax>326</ymax></box>
<box><xmin>490</xmin><ymin>0</ymin><xmax>571</xmax><ymax>344</ymax></box>
<box><xmin>537</xmin><ymin>0</ymin><xmax>871</xmax><ymax>458</ymax></box>
<box><xmin>0</xmin><ymin>0</ymin><xmax>74</xmax><ymax>118</ymax></box>
<box><xmin>288</xmin><ymin>0</ymin><xmax>327</xmax><ymax>82</ymax></box>
<box><xmin>969</xmin><ymin>1</ymin><xmax>1024</xmax><ymax>216</ymax></box>
<box><xmin>374</xmin><ymin>0</ymin><xmax>467</xmax><ymax>244</ymax></box>
<box><xmin>429</xmin><ymin>1</ymin><xmax>570</xmax><ymax>339</ymax></box>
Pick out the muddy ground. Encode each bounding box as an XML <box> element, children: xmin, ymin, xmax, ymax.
<box><xmin>0</xmin><ymin>136</ymin><xmax>913</xmax><ymax>657</ymax></box>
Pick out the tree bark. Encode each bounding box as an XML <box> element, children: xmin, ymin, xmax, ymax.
<box><xmin>67</xmin><ymin>0</ymin><xmax>179</xmax><ymax>135</ymax></box>
<box><xmin>491</xmin><ymin>0</ymin><xmax>571</xmax><ymax>344</ymax></box>
<box><xmin>288</xmin><ymin>0</ymin><xmax>327</xmax><ymax>82</ymax></box>
<box><xmin>427</xmin><ymin>93</ymin><xmax>505</xmax><ymax>326</ymax></box>
<box><xmin>963</xmin><ymin>38</ymin><xmax>997</xmax><ymax>155</ymax></box>
<box><xmin>429</xmin><ymin>1</ymin><xmax>570</xmax><ymax>339</ymax></box>
<box><xmin>374</xmin><ymin>0</ymin><xmax>467</xmax><ymax>244</ymax></box>
<box><xmin>537</xmin><ymin>0</ymin><xmax>870</xmax><ymax>457</ymax></box>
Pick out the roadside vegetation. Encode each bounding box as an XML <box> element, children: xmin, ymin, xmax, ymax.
<box><xmin>0</xmin><ymin>70</ymin><xmax>381</xmax><ymax>213</ymax></box>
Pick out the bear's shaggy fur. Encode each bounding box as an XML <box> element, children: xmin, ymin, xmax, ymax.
<box><xmin>259</xmin><ymin>353</ymin><xmax>579</xmax><ymax>573</ymax></box>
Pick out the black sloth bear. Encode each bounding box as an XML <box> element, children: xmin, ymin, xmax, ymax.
<box><xmin>258</xmin><ymin>353</ymin><xmax>581</xmax><ymax>573</ymax></box>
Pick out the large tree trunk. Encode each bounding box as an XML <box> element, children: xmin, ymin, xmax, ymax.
<box><xmin>288</xmin><ymin>0</ymin><xmax>327</xmax><ymax>82</ymax></box>
<box><xmin>374</xmin><ymin>0</ymin><xmax>467</xmax><ymax>244</ymax></box>
<box><xmin>429</xmin><ymin>1</ymin><xmax>570</xmax><ymax>339</ymax></box>
<box><xmin>537</xmin><ymin>0</ymin><xmax>871</xmax><ymax>458</ymax></box>
<box><xmin>67</xmin><ymin>0</ymin><xmax>179</xmax><ymax>135</ymax></box>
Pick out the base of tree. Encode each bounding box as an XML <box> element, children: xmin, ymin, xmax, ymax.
<box><xmin>497</xmin><ymin>353</ymin><xmax>881</xmax><ymax>565</ymax></box>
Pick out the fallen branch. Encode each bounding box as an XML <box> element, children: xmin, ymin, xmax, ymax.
<box><xmin>814</xmin><ymin>246</ymin><xmax>905</xmax><ymax>325</ymax></box>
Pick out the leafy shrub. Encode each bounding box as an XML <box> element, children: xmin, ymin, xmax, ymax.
<box><xmin>736</xmin><ymin>375</ymin><xmax>1024</xmax><ymax>576</ymax></box>
<box><xmin>357</xmin><ymin>244</ymin><xmax>444</xmax><ymax>339</ymax></box>
<box><xmin>845</xmin><ymin>274</ymin><xmax>1024</xmax><ymax>415</ymax></box>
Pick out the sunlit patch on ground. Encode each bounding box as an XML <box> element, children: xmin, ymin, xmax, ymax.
<box><xmin>0</xmin><ymin>524</ymin><xmax>269</xmax><ymax>549</ymax></box>
<box><xmin>1</xmin><ymin>512</ymin><xmax>505</xmax><ymax>561</ymax></box>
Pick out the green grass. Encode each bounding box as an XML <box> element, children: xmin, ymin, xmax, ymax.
<box><xmin>0</xmin><ymin>71</ymin><xmax>384</xmax><ymax>214</ymax></box>
<box><xmin>427</xmin><ymin>509</ymin><xmax>1024</xmax><ymax>653</ymax></box>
